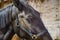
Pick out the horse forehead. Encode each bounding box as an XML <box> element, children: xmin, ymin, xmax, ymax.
<box><xmin>19</xmin><ymin>11</ymin><xmax>30</xmax><ymax>17</ymax></box>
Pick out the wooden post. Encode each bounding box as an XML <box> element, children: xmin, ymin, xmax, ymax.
<box><xmin>4</xmin><ymin>0</ymin><xmax>8</xmax><ymax>6</ymax></box>
<box><xmin>8</xmin><ymin>0</ymin><xmax>12</xmax><ymax>3</ymax></box>
<box><xmin>0</xmin><ymin>0</ymin><xmax>4</xmax><ymax>8</ymax></box>
<box><xmin>0</xmin><ymin>0</ymin><xmax>1</xmax><ymax>8</ymax></box>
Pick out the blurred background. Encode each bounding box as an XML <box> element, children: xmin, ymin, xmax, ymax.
<box><xmin>0</xmin><ymin>0</ymin><xmax>59</xmax><ymax>40</ymax></box>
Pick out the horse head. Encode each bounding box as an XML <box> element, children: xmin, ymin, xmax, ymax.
<box><xmin>12</xmin><ymin>0</ymin><xmax>53</xmax><ymax>40</ymax></box>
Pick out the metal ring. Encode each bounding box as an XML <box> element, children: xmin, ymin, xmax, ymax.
<box><xmin>32</xmin><ymin>35</ymin><xmax>37</xmax><ymax>39</ymax></box>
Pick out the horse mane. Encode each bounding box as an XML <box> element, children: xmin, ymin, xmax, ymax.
<box><xmin>12</xmin><ymin>0</ymin><xmax>24</xmax><ymax>12</ymax></box>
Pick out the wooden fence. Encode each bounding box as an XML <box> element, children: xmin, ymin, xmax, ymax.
<box><xmin>0</xmin><ymin>0</ymin><xmax>12</xmax><ymax>9</ymax></box>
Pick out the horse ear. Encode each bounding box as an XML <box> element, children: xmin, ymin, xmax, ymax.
<box><xmin>12</xmin><ymin>0</ymin><xmax>19</xmax><ymax>7</ymax></box>
<box><xmin>12</xmin><ymin>0</ymin><xmax>23</xmax><ymax>11</ymax></box>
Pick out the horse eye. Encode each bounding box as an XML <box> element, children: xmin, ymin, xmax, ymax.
<box><xmin>20</xmin><ymin>16</ymin><xmax>24</xmax><ymax>18</ymax></box>
<box><xmin>26</xmin><ymin>19</ymin><xmax>30</xmax><ymax>23</ymax></box>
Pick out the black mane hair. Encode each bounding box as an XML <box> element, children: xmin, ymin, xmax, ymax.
<box><xmin>12</xmin><ymin>0</ymin><xmax>24</xmax><ymax>12</ymax></box>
